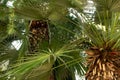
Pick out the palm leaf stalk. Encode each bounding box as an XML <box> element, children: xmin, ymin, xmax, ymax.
<box><xmin>84</xmin><ymin>0</ymin><xmax>120</xmax><ymax>79</ymax></box>
<box><xmin>84</xmin><ymin>13</ymin><xmax>120</xmax><ymax>80</ymax></box>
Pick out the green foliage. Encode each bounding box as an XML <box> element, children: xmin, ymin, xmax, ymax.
<box><xmin>94</xmin><ymin>0</ymin><xmax>120</xmax><ymax>24</ymax></box>
<box><xmin>93</xmin><ymin>0</ymin><xmax>120</xmax><ymax>12</ymax></box>
<box><xmin>2</xmin><ymin>0</ymin><xmax>118</xmax><ymax>79</ymax></box>
<box><xmin>13</xmin><ymin>0</ymin><xmax>86</xmax><ymax>21</ymax></box>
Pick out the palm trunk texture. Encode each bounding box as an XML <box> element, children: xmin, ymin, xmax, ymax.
<box><xmin>28</xmin><ymin>20</ymin><xmax>55</xmax><ymax>80</ymax></box>
<box><xmin>29</xmin><ymin>20</ymin><xmax>49</xmax><ymax>53</ymax></box>
<box><xmin>85</xmin><ymin>47</ymin><xmax>120</xmax><ymax>80</ymax></box>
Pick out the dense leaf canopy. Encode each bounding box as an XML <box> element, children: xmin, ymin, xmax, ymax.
<box><xmin>0</xmin><ymin>0</ymin><xmax>120</xmax><ymax>80</ymax></box>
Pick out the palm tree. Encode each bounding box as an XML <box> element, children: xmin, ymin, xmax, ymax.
<box><xmin>1</xmin><ymin>0</ymin><xmax>120</xmax><ymax>80</ymax></box>
<box><xmin>85</xmin><ymin>0</ymin><xmax>120</xmax><ymax>79</ymax></box>
<box><xmin>0</xmin><ymin>0</ymin><xmax>87</xmax><ymax>80</ymax></box>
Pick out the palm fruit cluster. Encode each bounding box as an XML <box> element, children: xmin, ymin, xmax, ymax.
<box><xmin>29</xmin><ymin>20</ymin><xmax>49</xmax><ymax>53</ymax></box>
<box><xmin>85</xmin><ymin>47</ymin><xmax>120</xmax><ymax>80</ymax></box>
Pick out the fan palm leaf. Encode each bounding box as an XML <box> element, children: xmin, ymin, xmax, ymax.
<box><xmin>83</xmin><ymin>5</ymin><xmax>120</xmax><ymax>80</ymax></box>
<box><xmin>3</xmin><ymin>38</ymin><xmax>86</xmax><ymax>80</ymax></box>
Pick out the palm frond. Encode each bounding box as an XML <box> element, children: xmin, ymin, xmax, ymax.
<box><xmin>3</xmin><ymin>38</ymin><xmax>86</xmax><ymax>79</ymax></box>
<box><xmin>93</xmin><ymin>0</ymin><xmax>120</xmax><ymax>12</ymax></box>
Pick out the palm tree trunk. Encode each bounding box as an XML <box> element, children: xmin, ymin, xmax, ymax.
<box><xmin>85</xmin><ymin>48</ymin><xmax>120</xmax><ymax>80</ymax></box>
<box><xmin>28</xmin><ymin>20</ymin><xmax>56</xmax><ymax>80</ymax></box>
<box><xmin>29</xmin><ymin>20</ymin><xmax>49</xmax><ymax>53</ymax></box>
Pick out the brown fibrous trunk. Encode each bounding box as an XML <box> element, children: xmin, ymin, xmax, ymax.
<box><xmin>29</xmin><ymin>20</ymin><xmax>49</xmax><ymax>53</ymax></box>
<box><xmin>86</xmin><ymin>48</ymin><xmax>120</xmax><ymax>80</ymax></box>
